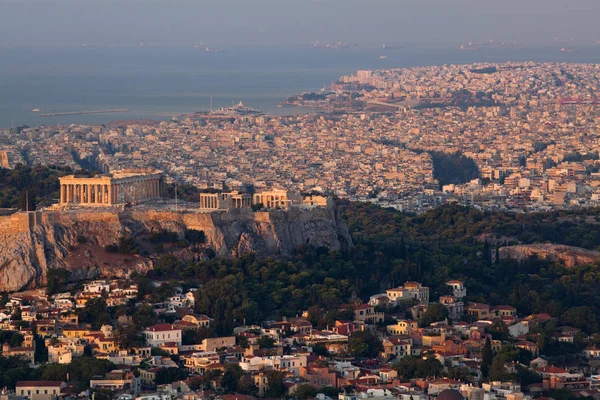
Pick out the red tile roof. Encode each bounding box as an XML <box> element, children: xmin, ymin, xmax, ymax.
<box><xmin>145</xmin><ymin>324</ymin><xmax>178</xmax><ymax>332</ymax></box>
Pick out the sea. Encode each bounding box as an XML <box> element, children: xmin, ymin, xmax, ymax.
<box><xmin>1</xmin><ymin>44</ymin><xmax>600</xmax><ymax>128</ymax></box>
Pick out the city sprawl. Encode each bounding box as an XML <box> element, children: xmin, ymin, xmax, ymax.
<box><xmin>3</xmin><ymin>62</ymin><xmax>600</xmax><ymax>212</ymax></box>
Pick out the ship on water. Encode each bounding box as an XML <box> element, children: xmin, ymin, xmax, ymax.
<box><xmin>313</xmin><ymin>40</ymin><xmax>350</xmax><ymax>49</ymax></box>
<box><xmin>209</xmin><ymin>101</ymin><xmax>263</xmax><ymax>116</ymax></box>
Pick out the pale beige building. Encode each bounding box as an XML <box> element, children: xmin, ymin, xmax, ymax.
<box><xmin>199</xmin><ymin>191</ymin><xmax>252</xmax><ymax>210</ymax></box>
<box><xmin>253</xmin><ymin>189</ymin><xmax>303</xmax><ymax>209</ymax></box>
<box><xmin>0</xmin><ymin>150</ymin><xmax>9</xmax><ymax>169</ymax></box>
<box><xmin>58</xmin><ymin>169</ymin><xmax>162</xmax><ymax>207</ymax></box>
<box><xmin>200</xmin><ymin>190</ymin><xmax>329</xmax><ymax>211</ymax></box>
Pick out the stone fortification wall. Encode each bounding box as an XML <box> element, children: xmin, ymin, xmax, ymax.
<box><xmin>0</xmin><ymin>212</ymin><xmax>34</xmax><ymax>235</ymax></box>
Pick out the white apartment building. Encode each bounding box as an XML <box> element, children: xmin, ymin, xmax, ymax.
<box><xmin>143</xmin><ymin>324</ymin><xmax>182</xmax><ymax>347</ymax></box>
<box><xmin>386</xmin><ymin>282</ymin><xmax>430</xmax><ymax>304</ymax></box>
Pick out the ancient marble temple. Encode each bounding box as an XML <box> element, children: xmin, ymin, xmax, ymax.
<box><xmin>58</xmin><ymin>169</ymin><xmax>162</xmax><ymax>206</ymax></box>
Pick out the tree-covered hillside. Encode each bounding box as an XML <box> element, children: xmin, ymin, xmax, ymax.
<box><xmin>141</xmin><ymin>200</ymin><xmax>600</xmax><ymax>339</ymax></box>
<box><xmin>0</xmin><ymin>165</ymin><xmax>73</xmax><ymax>210</ymax></box>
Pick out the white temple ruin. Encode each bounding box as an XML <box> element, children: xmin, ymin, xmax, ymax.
<box><xmin>58</xmin><ymin>169</ymin><xmax>162</xmax><ymax>207</ymax></box>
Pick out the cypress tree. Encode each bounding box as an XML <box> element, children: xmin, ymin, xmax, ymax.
<box><xmin>481</xmin><ymin>336</ymin><xmax>493</xmax><ymax>378</ymax></box>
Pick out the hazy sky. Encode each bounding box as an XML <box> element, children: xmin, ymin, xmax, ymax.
<box><xmin>1</xmin><ymin>0</ymin><xmax>599</xmax><ymax>47</ymax></box>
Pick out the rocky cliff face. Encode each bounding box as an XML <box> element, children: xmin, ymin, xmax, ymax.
<box><xmin>0</xmin><ymin>207</ymin><xmax>352</xmax><ymax>292</ymax></box>
<box><xmin>499</xmin><ymin>243</ymin><xmax>600</xmax><ymax>267</ymax></box>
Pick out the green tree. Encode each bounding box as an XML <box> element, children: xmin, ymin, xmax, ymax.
<box><xmin>41</xmin><ymin>357</ymin><xmax>115</xmax><ymax>390</ymax></box>
<box><xmin>78</xmin><ymin>297</ymin><xmax>110</xmax><ymax>329</ymax></box>
<box><xmin>0</xmin><ymin>355</ymin><xmax>40</xmax><ymax>389</ymax></box>
<box><xmin>92</xmin><ymin>389</ymin><xmax>117</xmax><ymax>400</ymax></box>
<box><xmin>186</xmin><ymin>229</ymin><xmax>206</xmax><ymax>244</ymax></box>
<box><xmin>294</xmin><ymin>383</ymin><xmax>319</xmax><ymax>399</ymax></box>
<box><xmin>392</xmin><ymin>356</ymin><xmax>443</xmax><ymax>379</ymax></box>
<box><xmin>182</xmin><ymin>327</ymin><xmax>216</xmax><ymax>346</ymax></box>
<box><xmin>222</xmin><ymin>364</ymin><xmax>244</xmax><ymax>393</ymax></box>
<box><xmin>420</xmin><ymin>303</ymin><xmax>449</xmax><ymax>327</ymax></box>
<box><xmin>488</xmin><ymin>355</ymin><xmax>511</xmax><ymax>381</ymax></box>
<box><xmin>0</xmin><ymin>331</ymin><xmax>24</xmax><ymax>347</ymax></box>
<box><xmin>114</xmin><ymin>325</ymin><xmax>145</xmax><ymax>351</ymax></box>
<box><xmin>562</xmin><ymin>306</ymin><xmax>599</xmax><ymax>334</ymax></box>
<box><xmin>481</xmin><ymin>337</ymin><xmax>493</xmax><ymax>379</ymax></box>
<box><xmin>155</xmin><ymin>367</ymin><xmax>188</xmax><ymax>385</ymax></box>
<box><xmin>312</xmin><ymin>342</ymin><xmax>329</xmax><ymax>357</ymax></box>
<box><xmin>46</xmin><ymin>268</ymin><xmax>70</xmax><ymax>296</ymax></box>
<box><xmin>488</xmin><ymin>320</ymin><xmax>509</xmax><ymax>341</ymax></box>
<box><xmin>117</xmin><ymin>236</ymin><xmax>139</xmax><ymax>254</ymax></box>
<box><xmin>349</xmin><ymin>330</ymin><xmax>383</xmax><ymax>358</ymax></box>
<box><xmin>237</xmin><ymin>374</ymin><xmax>258</xmax><ymax>396</ymax></box>
<box><xmin>257</xmin><ymin>336</ymin><xmax>276</xmax><ymax>349</ymax></box>
<box><xmin>17</xmin><ymin>189</ymin><xmax>36</xmax><ymax>211</ymax></box>
<box><xmin>132</xmin><ymin>304</ymin><xmax>158</xmax><ymax>329</ymax></box>
<box><xmin>236</xmin><ymin>335</ymin><xmax>249</xmax><ymax>349</ymax></box>
<box><xmin>265</xmin><ymin>371</ymin><xmax>287</xmax><ymax>398</ymax></box>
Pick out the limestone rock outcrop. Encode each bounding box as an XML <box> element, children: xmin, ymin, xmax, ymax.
<box><xmin>0</xmin><ymin>207</ymin><xmax>352</xmax><ymax>292</ymax></box>
<box><xmin>498</xmin><ymin>243</ymin><xmax>600</xmax><ymax>268</ymax></box>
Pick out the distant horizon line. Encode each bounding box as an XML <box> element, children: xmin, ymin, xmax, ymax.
<box><xmin>1</xmin><ymin>41</ymin><xmax>600</xmax><ymax>50</ymax></box>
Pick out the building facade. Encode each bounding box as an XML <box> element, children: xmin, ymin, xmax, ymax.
<box><xmin>58</xmin><ymin>169</ymin><xmax>162</xmax><ymax>207</ymax></box>
<box><xmin>253</xmin><ymin>190</ymin><xmax>303</xmax><ymax>209</ymax></box>
<box><xmin>386</xmin><ymin>282</ymin><xmax>430</xmax><ymax>304</ymax></box>
<box><xmin>200</xmin><ymin>189</ymin><xmax>328</xmax><ymax>211</ymax></box>
<box><xmin>143</xmin><ymin>324</ymin><xmax>182</xmax><ymax>347</ymax></box>
<box><xmin>199</xmin><ymin>191</ymin><xmax>253</xmax><ymax>211</ymax></box>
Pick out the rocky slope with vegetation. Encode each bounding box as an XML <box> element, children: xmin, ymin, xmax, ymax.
<box><xmin>0</xmin><ymin>207</ymin><xmax>352</xmax><ymax>292</ymax></box>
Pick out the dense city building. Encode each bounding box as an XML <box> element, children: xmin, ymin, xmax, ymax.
<box><xmin>4</xmin><ymin>62</ymin><xmax>600</xmax><ymax>213</ymax></box>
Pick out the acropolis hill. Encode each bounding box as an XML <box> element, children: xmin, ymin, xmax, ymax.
<box><xmin>0</xmin><ymin>172</ymin><xmax>352</xmax><ymax>292</ymax></box>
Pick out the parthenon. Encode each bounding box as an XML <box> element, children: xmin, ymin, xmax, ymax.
<box><xmin>58</xmin><ymin>169</ymin><xmax>162</xmax><ymax>207</ymax></box>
